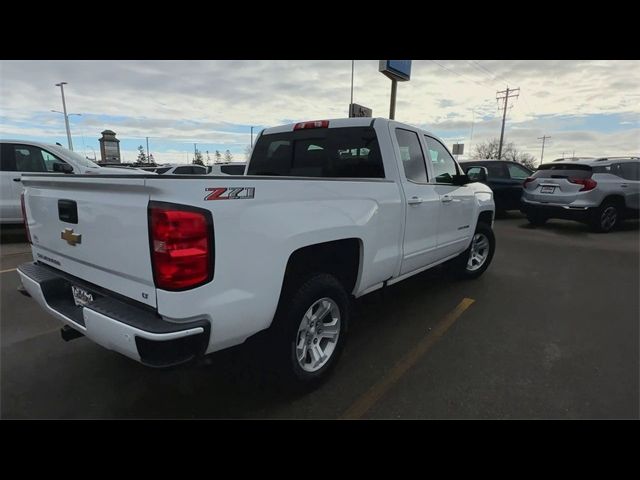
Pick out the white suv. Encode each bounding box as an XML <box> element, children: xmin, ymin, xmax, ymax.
<box><xmin>1</xmin><ymin>140</ymin><xmax>146</xmax><ymax>224</ymax></box>
<box><xmin>521</xmin><ymin>157</ymin><xmax>640</xmax><ymax>232</ymax></box>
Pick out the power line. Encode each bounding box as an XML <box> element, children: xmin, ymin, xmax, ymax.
<box><xmin>496</xmin><ymin>87</ymin><xmax>520</xmax><ymax>160</ymax></box>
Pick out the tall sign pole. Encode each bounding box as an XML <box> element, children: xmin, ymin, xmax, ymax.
<box><xmin>379</xmin><ymin>61</ymin><xmax>412</xmax><ymax>121</ymax></box>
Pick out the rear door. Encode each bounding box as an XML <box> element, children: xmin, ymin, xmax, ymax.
<box><xmin>393</xmin><ymin>128</ymin><xmax>441</xmax><ymax>275</ymax></box>
<box><xmin>423</xmin><ymin>135</ymin><xmax>475</xmax><ymax>258</ymax></box>
<box><xmin>617</xmin><ymin>161</ymin><xmax>640</xmax><ymax>210</ymax></box>
<box><xmin>504</xmin><ymin>162</ymin><xmax>532</xmax><ymax>209</ymax></box>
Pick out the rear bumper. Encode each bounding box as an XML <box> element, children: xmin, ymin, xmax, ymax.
<box><xmin>17</xmin><ymin>262</ymin><xmax>210</xmax><ymax>367</ymax></box>
<box><xmin>520</xmin><ymin>200</ymin><xmax>592</xmax><ymax>221</ymax></box>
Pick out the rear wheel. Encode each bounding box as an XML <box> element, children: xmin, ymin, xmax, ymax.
<box><xmin>451</xmin><ymin>222</ymin><xmax>495</xmax><ymax>279</ymax></box>
<box><xmin>590</xmin><ymin>200</ymin><xmax>620</xmax><ymax>233</ymax></box>
<box><xmin>268</xmin><ymin>273</ymin><xmax>349</xmax><ymax>389</ymax></box>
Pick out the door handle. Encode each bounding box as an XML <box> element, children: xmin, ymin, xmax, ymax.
<box><xmin>13</xmin><ymin>178</ymin><xmax>21</xmax><ymax>182</ymax></box>
<box><xmin>407</xmin><ymin>196</ymin><xmax>423</xmax><ymax>205</ymax></box>
<box><xmin>620</xmin><ymin>184</ymin><xmax>628</xmax><ymax>188</ymax></box>
<box><xmin>441</xmin><ymin>195</ymin><xmax>453</xmax><ymax>203</ymax></box>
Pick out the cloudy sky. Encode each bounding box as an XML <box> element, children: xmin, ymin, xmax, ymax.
<box><xmin>1</xmin><ymin>60</ymin><xmax>638</xmax><ymax>164</ymax></box>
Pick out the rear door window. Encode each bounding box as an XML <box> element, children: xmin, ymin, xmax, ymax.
<box><xmin>618</xmin><ymin>162</ymin><xmax>640</xmax><ymax>181</ymax></box>
<box><xmin>486</xmin><ymin>163</ymin><xmax>509</xmax><ymax>179</ymax></box>
<box><xmin>9</xmin><ymin>145</ymin><xmax>47</xmax><ymax>172</ymax></box>
<box><xmin>220</xmin><ymin>164</ymin><xmax>246</xmax><ymax>175</ymax></box>
<box><xmin>173</xmin><ymin>166</ymin><xmax>193</xmax><ymax>174</ymax></box>
<box><xmin>248</xmin><ymin>126</ymin><xmax>384</xmax><ymax>178</ymax></box>
<box><xmin>506</xmin><ymin>163</ymin><xmax>531</xmax><ymax>180</ymax></box>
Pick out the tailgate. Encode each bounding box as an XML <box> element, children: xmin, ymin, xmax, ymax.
<box><xmin>22</xmin><ymin>175</ymin><xmax>156</xmax><ymax>307</ymax></box>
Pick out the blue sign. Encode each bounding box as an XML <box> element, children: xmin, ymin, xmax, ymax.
<box><xmin>380</xmin><ymin>60</ymin><xmax>412</xmax><ymax>81</ymax></box>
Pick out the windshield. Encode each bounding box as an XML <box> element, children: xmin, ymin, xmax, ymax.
<box><xmin>48</xmin><ymin>145</ymin><xmax>101</xmax><ymax>168</ymax></box>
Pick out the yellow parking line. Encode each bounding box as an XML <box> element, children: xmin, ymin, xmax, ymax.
<box><xmin>0</xmin><ymin>268</ymin><xmax>18</xmax><ymax>274</ymax></box>
<box><xmin>341</xmin><ymin>297</ymin><xmax>475</xmax><ymax>420</ymax></box>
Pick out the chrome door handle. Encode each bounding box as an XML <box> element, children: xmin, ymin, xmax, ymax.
<box><xmin>441</xmin><ymin>195</ymin><xmax>453</xmax><ymax>203</ymax></box>
<box><xmin>407</xmin><ymin>196</ymin><xmax>423</xmax><ymax>205</ymax></box>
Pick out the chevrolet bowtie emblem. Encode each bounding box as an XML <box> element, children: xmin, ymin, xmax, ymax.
<box><xmin>61</xmin><ymin>228</ymin><xmax>82</xmax><ymax>246</ymax></box>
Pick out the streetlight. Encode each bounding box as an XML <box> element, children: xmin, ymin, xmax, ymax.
<box><xmin>55</xmin><ymin>82</ymin><xmax>75</xmax><ymax>151</ymax></box>
<box><xmin>51</xmin><ymin>110</ymin><xmax>81</xmax><ymax>151</ymax></box>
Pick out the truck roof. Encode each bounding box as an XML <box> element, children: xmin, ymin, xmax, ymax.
<box><xmin>260</xmin><ymin>118</ymin><xmax>438</xmax><ymax>138</ymax></box>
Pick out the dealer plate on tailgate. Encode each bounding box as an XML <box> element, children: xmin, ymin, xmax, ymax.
<box><xmin>71</xmin><ymin>285</ymin><xmax>94</xmax><ymax>307</ymax></box>
<box><xmin>540</xmin><ymin>185</ymin><xmax>556</xmax><ymax>194</ymax></box>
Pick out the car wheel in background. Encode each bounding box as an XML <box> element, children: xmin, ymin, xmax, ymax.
<box><xmin>590</xmin><ymin>200</ymin><xmax>620</xmax><ymax>233</ymax></box>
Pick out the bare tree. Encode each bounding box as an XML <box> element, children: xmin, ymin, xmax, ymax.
<box><xmin>192</xmin><ymin>149</ymin><xmax>204</xmax><ymax>166</ymax></box>
<box><xmin>473</xmin><ymin>138</ymin><xmax>537</xmax><ymax>169</ymax></box>
<box><xmin>224</xmin><ymin>150</ymin><xmax>233</xmax><ymax>163</ymax></box>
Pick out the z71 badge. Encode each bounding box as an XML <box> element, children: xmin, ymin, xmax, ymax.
<box><xmin>205</xmin><ymin>187</ymin><xmax>255</xmax><ymax>201</ymax></box>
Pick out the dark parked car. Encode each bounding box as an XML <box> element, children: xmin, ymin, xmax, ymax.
<box><xmin>460</xmin><ymin>160</ymin><xmax>534</xmax><ymax>212</ymax></box>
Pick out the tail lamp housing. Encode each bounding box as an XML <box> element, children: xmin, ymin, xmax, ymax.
<box><xmin>568</xmin><ymin>177</ymin><xmax>597</xmax><ymax>192</ymax></box>
<box><xmin>148</xmin><ymin>202</ymin><xmax>214</xmax><ymax>291</ymax></box>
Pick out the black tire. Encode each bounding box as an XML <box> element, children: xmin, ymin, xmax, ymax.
<box><xmin>526</xmin><ymin>211</ymin><xmax>547</xmax><ymax>226</ymax></box>
<box><xmin>589</xmin><ymin>200</ymin><xmax>620</xmax><ymax>233</ymax></box>
<box><xmin>451</xmin><ymin>222</ymin><xmax>496</xmax><ymax>280</ymax></box>
<box><xmin>267</xmin><ymin>273</ymin><xmax>349</xmax><ymax>389</ymax></box>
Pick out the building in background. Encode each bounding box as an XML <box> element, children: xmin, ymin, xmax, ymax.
<box><xmin>99</xmin><ymin>130</ymin><xmax>121</xmax><ymax>163</ymax></box>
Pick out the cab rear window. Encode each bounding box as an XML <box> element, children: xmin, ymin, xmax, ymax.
<box><xmin>247</xmin><ymin>126</ymin><xmax>384</xmax><ymax>179</ymax></box>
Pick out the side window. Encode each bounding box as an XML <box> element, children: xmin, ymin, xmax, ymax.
<box><xmin>192</xmin><ymin>166</ymin><xmax>207</xmax><ymax>175</ymax></box>
<box><xmin>11</xmin><ymin>145</ymin><xmax>47</xmax><ymax>173</ymax></box>
<box><xmin>39</xmin><ymin>148</ymin><xmax>68</xmax><ymax>172</ymax></box>
<box><xmin>619</xmin><ymin>162</ymin><xmax>640</xmax><ymax>181</ymax></box>
<box><xmin>424</xmin><ymin>136</ymin><xmax>458</xmax><ymax>183</ymax></box>
<box><xmin>486</xmin><ymin>163</ymin><xmax>509</xmax><ymax>179</ymax></box>
<box><xmin>507</xmin><ymin>163</ymin><xmax>531</xmax><ymax>180</ymax></box>
<box><xmin>395</xmin><ymin>129</ymin><xmax>428</xmax><ymax>183</ymax></box>
<box><xmin>0</xmin><ymin>144</ymin><xmax>17</xmax><ymax>171</ymax></box>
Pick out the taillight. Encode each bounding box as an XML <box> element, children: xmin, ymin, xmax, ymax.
<box><xmin>293</xmin><ymin>120</ymin><xmax>329</xmax><ymax>130</ymax></box>
<box><xmin>523</xmin><ymin>177</ymin><xmax>535</xmax><ymax>188</ymax></box>
<box><xmin>148</xmin><ymin>202</ymin><xmax>213</xmax><ymax>291</ymax></box>
<box><xmin>568</xmin><ymin>177</ymin><xmax>597</xmax><ymax>192</ymax></box>
<box><xmin>20</xmin><ymin>192</ymin><xmax>32</xmax><ymax>244</ymax></box>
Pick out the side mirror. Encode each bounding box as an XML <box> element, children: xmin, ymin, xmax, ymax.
<box><xmin>452</xmin><ymin>173</ymin><xmax>471</xmax><ymax>186</ymax></box>
<box><xmin>53</xmin><ymin>162</ymin><xmax>73</xmax><ymax>174</ymax></box>
<box><xmin>466</xmin><ymin>166</ymin><xmax>488</xmax><ymax>183</ymax></box>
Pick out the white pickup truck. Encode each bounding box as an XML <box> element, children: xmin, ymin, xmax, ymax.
<box><xmin>18</xmin><ymin>118</ymin><xmax>495</xmax><ymax>386</ymax></box>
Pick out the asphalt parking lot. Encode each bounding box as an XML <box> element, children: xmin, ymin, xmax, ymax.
<box><xmin>1</xmin><ymin>214</ymin><xmax>638</xmax><ymax>419</ymax></box>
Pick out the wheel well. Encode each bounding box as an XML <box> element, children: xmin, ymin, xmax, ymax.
<box><xmin>284</xmin><ymin>239</ymin><xmax>361</xmax><ymax>295</ymax></box>
<box><xmin>478</xmin><ymin>210</ymin><xmax>493</xmax><ymax>226</ymax></box>
<box><xmin>602</xmin><ymin>195</ymin><xmax>625</xmax><ymax>208</ymax></box>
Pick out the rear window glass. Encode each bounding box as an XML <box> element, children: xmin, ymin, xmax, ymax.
<box><xmin>534</xmin><ymin>164</ymin><xmax>592</xmax><ymax>179</ymax></box>
<box><xmin>155</xmin><ymin>167</ymin><xmax>171</xmax><ymax>174</ymax></box>
<box><xmin>247</xmin><ymin>126</ymin><xmax>384</xmax><ymax>178</ymax></box>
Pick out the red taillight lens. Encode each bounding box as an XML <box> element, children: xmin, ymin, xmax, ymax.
<box><xmin>149</xmin><ymin>203</ymin><xmax>213</xmax><ymax>291</ymax></box>
<box><xmin>523</xmin><ymin>177</ymin><xmax>535</xmax><ymax>188</ymax></box>
<box><xmin>568</xmin><ymin>177</ymin><xmax>597</xmax><ymax>192</ymax></box>
<box><xmin>293</xmin><ymin>120</ymin><xmax>329</xmax><ymax>130</ymax></box>
<box><xmin>20</xmin><ymin>192</ymin><xmax>32</xmax><ymax>244</ymax></box>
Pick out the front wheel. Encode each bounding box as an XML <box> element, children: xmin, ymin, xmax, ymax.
<box><xmin>451</xmin><ymin>222</ymin><xmax>496</xmax><ymax>279</ymax></box>
<box><xmin>269</xmin><ymin>273</ymin><xmax>349</xmax><ymax>389</ymax></box>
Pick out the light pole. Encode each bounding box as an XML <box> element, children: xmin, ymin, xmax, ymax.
<box><xmin>55</xmin><ymin>82</ymin><xmax>74</xmax><ymax>151</ymax></box>
<box><xmin>251</xmin><ymin>126</ymin><xmax>255</xmax><ymax>148</ymax></box>
<box><xmin>51</xmin><ymin>110</ymin><xmax>81</xmax><ymax>151</ymax></box>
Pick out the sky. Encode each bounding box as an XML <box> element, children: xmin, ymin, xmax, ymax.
<box><xmin>1</xmin><ymin>60</ymin><xmax>638</xmax><ymax>165</ymax></box>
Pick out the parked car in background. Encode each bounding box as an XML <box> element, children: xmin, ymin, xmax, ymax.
<box><xmin>0</xmin><ymin>139</ymin><xmax>146</xmax><ymax>224</ymax></box>
<box><xmin>521</xmin><ymin>156</ymin><xmax>640</xmax><ymax>232</ymax></box>
<box><xmin>208</xmin><ymin>163</ymin><xmax>247</xmax><ymax>175</ymax></box>
<box><xmin>459</xmin><ymin>159</ymin><xmax>534</xmax><ymax>213</ymax></box>
<box><xmin>153</xmin><ymin>164</ymin><xmax>208</xmax><ymax>175</ymax></box>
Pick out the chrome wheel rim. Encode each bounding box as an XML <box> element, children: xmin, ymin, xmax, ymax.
<box><xmin>467</xmin><ymin>233</ymin><xmax>490</xmax><ymax>271</ymax></box>
<box><xmin>601</xmin><ymin>206</ymin><xmax>617</xmax><ymax>230</ymax></box>
<box><xmin>295</xmin><ymin>297</ymin><xmax>341</xmax><ymax>373</ymax></box>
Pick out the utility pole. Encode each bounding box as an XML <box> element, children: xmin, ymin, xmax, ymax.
<box><xmin>55</xmin><ymin>82</ymin><xmax>73</xmax><ymax>151</ymax></box>
<box><xmin>496</xmin><ymin>86</ymin><xmax>519</xmax><ymax>160</ymax></box>
<box><xmin>538</xmin><ymin>135</ymin><xmax>551</xmax><ymax>164</ymax></box>
<box><xmin>251</xmin><ymin>126</ymin><xmax>254</xmax><ymax>148</ymax></box>
<box><xmin>349</xmin><ymin>60</ymin><xmax>355</xmax><ymax>116</ymax></box>
<box><xmin>389</xmin><ymin>79</ymin><xmax>398</xmax><ymax>120</ymax></box>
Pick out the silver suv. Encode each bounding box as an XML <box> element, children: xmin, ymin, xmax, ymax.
<box><xmin>521</xmin><ymin>157</ymin><xmax>640</xmax><ymax>232</ymax></box>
